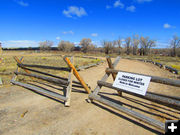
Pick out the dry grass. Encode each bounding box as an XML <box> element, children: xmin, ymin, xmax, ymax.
<box><xmin>0</xmin><ymin>51</ymin><xmax>102</xmax><ymax>86</ymax></box>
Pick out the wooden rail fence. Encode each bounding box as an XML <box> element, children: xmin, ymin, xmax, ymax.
<box><xmin>89</xmin><ymin>56</ymin><xmax>180</xmax><ymax>133</ymax></box>
<box><xmin>11</xmin><ymin>56</ymin><xmax>91</xmax><ymax>106</ymax></box>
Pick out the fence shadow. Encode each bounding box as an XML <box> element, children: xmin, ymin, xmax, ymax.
<box><xmin>91</xmin><ymin>101</ymin><xmax>163</xmax><ymax>135</ymax></box>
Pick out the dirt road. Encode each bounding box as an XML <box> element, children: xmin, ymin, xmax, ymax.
<box><xmin>0</xmin><ymin>59</ymin><xmax>179</xmax><ymax>135</ymax></box>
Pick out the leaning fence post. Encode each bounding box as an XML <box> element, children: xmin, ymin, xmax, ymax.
<box><xmin>65</xmin><ymin>56</ymin><xmax>74</xmax><ymax>107</ymax></box>
<box><xmin>64</xmin><ymin>56</ymin><xmax>91</xmax><ymax>94</ymax></box>
<box><xmin>106</xmin><ymin>56</ymin><xmax>122</xmax><ymax>96</ymax></box>
<box><xmin>11</xmin><ymin>56</ymin><xmax>24</xmax><ymax>82</ymax></box>
<box><xmin>14</xmin><ymin>56</ymin><xmax>35</xmax><ymax>80</ymax></box>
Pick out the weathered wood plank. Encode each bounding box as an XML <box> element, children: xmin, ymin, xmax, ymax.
<box><xmin>106</xmin><ymin>68</ymin><xmax>180</xmax><ymax>87</ymax></box>
<box><xmin>89</xmin><ymin>93</ymin><xmax>165</xmax><ymax>131</ymax></box>
<box><xmin>18</xmin><ymin>63</ymin><xmax>70</xmax><ymax>72</ymax></box>
<box><xmin>93</xmin><ymin>56</ymin><xmax>121</xmax><ymax>95</ymax></box>
<box><xmin>11</xmin><ymin>57</ymin><xmax>24</xmax><ymax>82</ymax></box>
<box><xmin>11</xmin><ymin>80</ymin><xmax>67</xmax><ymax>101</ymax></box>
<box><xmin>15</xmin><ymin>72</ymin><xmax>69</xmax><ymax>86</ymax></box>
<box><xmin>97</xmin><ymin>80</ymin><xmax>180</xmax><ymax>110</ymax></box>
<box><xmin>65</xmin><ymin>57</ymin><xmax>73</xmax><ymax>107</ymax></box>
<box><xmin>106</xmin><ymin>56</ymin><xmax>122</xmax><ymax>96</ymax></box>
<box><xmin>18</xmin><ymin>65</ymin><xmax>82</xmax><ymax>85</ymax></box>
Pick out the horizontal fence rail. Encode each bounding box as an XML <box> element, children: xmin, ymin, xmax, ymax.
<box><xmin>17</xmin><ymin>63</ymin><xmax>70</xmax><ymax>72</ymax></box>
<box><xmin>89</xmin><ymin>93</ymin><xmax>165</xmax><ymax>131</ymax></box>
<box><xmin>97</xmin><ymin>80</ymin><xmax>180</xmax><ymax>110</ymax></box>
<box><xmin>18</xmin><ymin>64</ymin><xmax>82</xmax><ymax>85</ymax></box>
<box><xmin>15</xmin><ymin>72</ymin><xmax>69</xmax><ymax>86</ymax></box>
<box><xmin>11</xmin><ymin>80</ymin><xmax>67</xmax><ymax>101</ymax></box>
<box><xmin>106</xmin><ymin>68</ymin><xmax>180</xmax><ymax>87</ymax></box>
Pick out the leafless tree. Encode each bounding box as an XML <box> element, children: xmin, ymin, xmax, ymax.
<box><xmin>171</xmin><ymin>35</ymin><xmax>180</xmax><ymax>57</ymax></box>
<box><xmin>58</xmin><ymin>40</ymin><xmax>74</xmax><ymax>52</ymax></box>
<box><xmin>132</xmin><ymin>35</ymin><xmax>139</xmax><ymax>55</ymax></box>
<box><xmin>39</xmin><ymin>40</ymin><xmax>53</xmax><ymax>51</ymax></box>
<box><xmin>79</xmin><ymin>38</ymin><xmax>92</xmax><ymax>53</ymax></box>
<box><xmin>115</xmin><ymin>38</ymin><xmax>122</xmax><ymax>55</ymax></box>
<box><xmin>140</xmin><ymin>36</ymin><xmax>156</xmax><ymax>55</ymax></box>
<box><xmin>87</xmin><ymin>44</ymin><xmax>96</xmax><ymax>52</ymax></box>
<box><xmin>125</xmin><ymin>37</ymin><xmax>131</xmax><ymax>55</ymax></box>
<box><xmin>102</xmin><ymin>40</ymin><xmax>114</xmax><ymax>54</ymax></box>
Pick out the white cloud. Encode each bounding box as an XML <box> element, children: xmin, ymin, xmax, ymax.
<box><xmin>91</xmin><ymin>33</ymin><xmax>98</xmax><ymax>37</ymax></box>
<box><xmin>14</xmin><ymin>0</ymin><xmax>29</xmax><ymax>7</ymax></box>
<box><xmin>56</xmin><ymin>37</ymin><xmax>60</xmax><ymax>40</ymax></box>
<box><xmin>114</xmin><ymin>0</ymin><xmax>124</xmax><ymax>8</ymax></box>
<box><xmin>2</xmin><ymin>40</ymin><xmax>38</xmax><ymax>48</ymax></box>
<box><xmin>163</xmin><ymin>23</ymin><xmax>175</xmax><ymax>29</ymax></box>
<box><xmin>126</xmin><ymin>5</ymin><xmax>136</xmax><ymax>12</ymax></box>
<box><xmin>63</xmin><ymin>6</ymin><xmax>87</xmax><ymax>18</ymax></box>
<box><xmin>62</xmin><ymin>31</ymin><xmax>74</xmax><ymax>35</ymax></box>
<box><xmin>106</xmin><ymin>5</ymin><xmax>111</xmax><ymax>9</ymax></box>
<box><xmin>136</xmin><ymin>0</ymin><xmax>152</xmax><ymax>3</ymax></box>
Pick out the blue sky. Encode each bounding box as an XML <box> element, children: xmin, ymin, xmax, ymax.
<box><xmin>0</xmin><ymin>0</ymin><xmax>179</xmax><ymax>48</ymax></box>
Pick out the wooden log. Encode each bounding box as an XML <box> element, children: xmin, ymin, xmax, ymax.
<box><xmin>155</xmin><ymin>62</ymin><xmax>163</xmax><ymax>68</ymax></box>
<box><xmin>11</xmin><ymin>57</ymin><xmax>24</xmax><ymax>82</ymax></box>
<box><xmin>148</xmin><ymin>92</ymin><xmax>180</xmax><ymax>101</ymax></box>
<box><xmin>106</xmin><ymin>56</ymin><xmax>116</xmax><ymax>80</ymax></box>
<box><xmin>106</xmin><ymin>56</ymin><xmax>122</xmax><ymax>96</ymax></box>
<box><xmin>64</xmin><ymin>56</ymin><xmax>91</xmax><ymax>94</ymax></box>
<box><xmin>77</xmin><ymin>61</ymin><xmax>103</xmax><ymax>71</ymax></box>
<box><xmin>14</xmin><ymin>56</ymin><xmax>34</xmax><ymax>80</ymax></box>
<box><xmin>11</xmin><ymin>80</ymin><xmax>67</xmax><ymax>101</ymax></box>
<box><xmin>93</xmin><ymin>56</ymin><xmax>121</xmax><ymax>95</ymax></box>
<box><xmin>165</xmin><ymin>66</ymin><xmax>178</xmax><ymax>74</ymax></box>
<box><xmin>89</xmin><ymin>93</ymin><xmax>165</xmax><ymax>131</ymax></box>
<box><xmin>15</xmin><ymin>72</ymin><xmax>69</xmax><ymax>86</ymax></box>
<box><xmin>18</xmin><ymin>63</ymin><xmax>70</xmax><ymax>72</ymax></box>
<box><xmin>18</xmin><ymin>64</ymin><xmax>82</xmax><ymax>85</ymax></box>
<box><xmin>65</xmin><ymin>57</ymin><xmax>73</xmax><ymax>107</ymax></box>
<box><xmin>97</xmin><ymin>80</ymin><xmax>180</xmax><ymax>110</ymax></box>
<box><xmin>106</xmin><ymin>68</ymin><xmax>180</xmax><ymax>87</ymax></box>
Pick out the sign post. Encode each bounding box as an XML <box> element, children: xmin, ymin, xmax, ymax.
<box><xmin>113</xmin><ymin>72</ymin><xmax>151</xmax><ymax>96</ymax></box>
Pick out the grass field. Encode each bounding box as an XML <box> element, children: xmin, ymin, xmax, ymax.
<box><xmin>0</xmin><ymin>51</ymin><xmax>102</xmax><ymax>86</ymax></box>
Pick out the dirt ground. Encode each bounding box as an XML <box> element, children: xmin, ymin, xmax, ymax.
<box><xmin>0</xmin><ymin>58</ymin><xmax>180</xmax><ymax>135</ymax></box>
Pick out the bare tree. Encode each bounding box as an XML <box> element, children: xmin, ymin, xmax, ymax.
<box><xmin>116</xmin><ymin>37</ymin><xmax>122</xmax><ymax>55</ymax></box>
<box><xmin>87</xmin><ymin>44</ymin><xmax>96</xmax><ymax>52</ymax></box>
<box><xmin>132</xmin><ymin>35</ymin><xmax>139</xmax><ymax>55</ymax></box>
<box><xmin>125</xmin><ymin>37</ymin><xmax>131</xmax><ymax>55</ymax></box>
<box><xmin>39</xmin><ymin>40</ymin><xmax>53</xmax><ymax>51</ymax></box>
<box><xmin>79</xmin><ymin>38</ymin><xmax>92</xmax><ymax>53</ymax></box>
<box><xmin>140</xmin><ymin>36</ymin><xmax>156</xmax><ymax>55</ymax></box>
<box><xmin>171</xmin><ymin>35</ymin><xmax>180</xmax><ymax>57</ymax></box>
<box><xmin>58</xmin><ymin>40</ymin><xmax>74</xmax><ymax>52</ymax></box>
<box><xmin>102</xmin><ymin>40</ymin><xmax>114</xmax><ymax>54</ymax></box>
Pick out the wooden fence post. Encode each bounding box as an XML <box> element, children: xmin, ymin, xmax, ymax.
<box><xmin>11</xmin><ymin>57</ymin><xmax>24</xmax><ymax>82</ymax></box>
<box><xmin>65</xmin><ymin>57</ymin><xmax>74</xmax><ymax>107</ymax></box>
<box><xmin>64</xmin><ymin>56</ymin><xmax>91</xmax><ymax>94</ymax></box>
<box><xmin>106</xmin><ymin>56</ymin><xmax>122</xmax><ymax>96</ymax></box>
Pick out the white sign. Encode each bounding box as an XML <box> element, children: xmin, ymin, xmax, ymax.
<box><xmin>113</xmin><ymin>72</ymin><xmax>151</xmax><ymax>96</ymax></box>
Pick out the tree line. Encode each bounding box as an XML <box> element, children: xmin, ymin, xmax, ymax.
<box><xmin>37</xmin><ymin>34</ymin><xmax>180</xmax><ymax>57</ymax></box>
